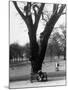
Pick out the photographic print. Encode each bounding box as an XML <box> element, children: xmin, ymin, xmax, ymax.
<box><xmin>9</xmin><ymin>0</ymin><xmax>66</xmax><ymax>89</ymax></box>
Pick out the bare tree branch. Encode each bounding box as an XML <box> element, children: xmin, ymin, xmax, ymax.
<box><xmin>57</xmin><ymin>4</ymin><xmax>66</xmax><ymax>16</ymax></box>
<box><xmin>33</xmin><ymin>4</ymin><xmax>39</xmax><ymax>17</ymax></box>
<box><xmin>13</xmin><ymin>1</ymin><xmax>34</xmax><ymax>29</ymax></box>
<box><xmin>53</xmin><ymin>4</ymin><xmax>59</xmax><ymax>14</ymax></box>
<box><xmin>41</xmin><ymin>13</ymin><xmax>48</xmax><ymax>22</ymax></box>
<box><xmin>13</xmin><ymin>1</ymin><xmax>26</xmax><ymax>20</ymax></box>
<box><xmin>41</xmin><ymin>4</ymin><xmax>59</xmax><ymax>23</ymax></box>
<box><xmin>25</xmin><ymin>2</ymin><xmax>31</xmax><ymax>16</ymax></box>
<box><xmin>33</xmin><ymin>4</ymin><xmax>40</xmax><ymax>10</ymax></box>
<box><xmin>34</xmin><ymin>3</ymin><xmax>45</xmax><ymax>30</ymax></box>
<box><xmin>38</xmin><ymin>3</ymin><xmax>45</xmax><ymax>15</ymax></box>
<box><xmin>33</xmin><ymin>4</ymin><xmax>39</xmax><ymax>16</ymax></box>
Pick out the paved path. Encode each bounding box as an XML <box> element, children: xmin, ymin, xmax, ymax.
<box><xmin>10</xmin><ymin>77</ymin><xmax>66</xmax><ymax>89</ymax></box>
<box><xmin>9</xmin><ymin>61</ymin><xmax>66</xmax><ymax>81</ymax></box>
<box><xmin>10</xmin><ymin>70</ymin><xmax>66</xmax><ymax>81</ymax></box>
<box><xmin>9</xmin><ymin>61</ymin><xmax>66</xmax><ymax>88</ymax></box>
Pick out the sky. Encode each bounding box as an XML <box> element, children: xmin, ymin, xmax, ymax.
<box><xmin>10</xmin><ymin>1</ymin><xmax>66</xmax><ymax>46</ymax></box>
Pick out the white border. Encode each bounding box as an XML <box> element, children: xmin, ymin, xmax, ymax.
<box><xmin>0</xmin><ymin>0</ymin><xmax>68</xmax><ymax>90</ymax></box>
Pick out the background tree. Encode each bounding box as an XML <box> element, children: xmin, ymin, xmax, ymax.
<box><xmin>13</xmin><ymin>1</ymin><xmax>66</xmax><ymax>74</ymax></box>
<box><xmin>58</xmin><ymin>33</ymin><xmax>66</xmax><ymax>60</ymax></box>
<box><xmin>10</xmin><ymin>43</ymin><xmax>24</xmax><ymax>64</ymax></box>
<box><xmin>48</xmin><ymin>25</ymin><xmax>66</xmax><ymax>60</ymax></box>
<box><xmin>50</xmin><ymin>32</ymin><xmax>63</xmax><ymax>58</ymax></box>
<box><xmin>23</xmin><ymin>43</ymin><xmax>31</xmax><ymax>59</ymax></box>
<box><xmin>46</xmin><ymin>43</ymin><xmax>54</xmax><ymax>61</ymax></box>
<box><xmin>45</xmin><ymin>32</ymin><xmax>62</xmax><ymax>62</ymax></box>
<box><xmin>59</xmin><ymin>24</ymin><xmax>66</xmax><ymax>60</ymax></box>
<box><xmin>62</xmin><ymin>30</ymin><xmax>66</xmax><ymax>60</ymax></box>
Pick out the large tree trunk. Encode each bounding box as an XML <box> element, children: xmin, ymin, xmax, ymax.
<box><xmin>28</xmin><ymin>27</ymin><xmax>40</xmax><ymax>73</ymax></box>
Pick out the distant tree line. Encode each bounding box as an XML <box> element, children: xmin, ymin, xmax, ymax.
<box><xmin>9</xmin><ymin>43</ymin><xmax>31</xmax><ymax>64</ymax></box>
<box><xmin>10</xmin><ymin>43</ymin><xmax>24</xmax><ymax>59</ymax></box>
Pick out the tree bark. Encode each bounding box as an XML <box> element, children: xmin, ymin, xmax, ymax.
<box><xmin>28</xmin><ymin>26</ymin><xmax>40</xmax><ymax>73</ymax></box>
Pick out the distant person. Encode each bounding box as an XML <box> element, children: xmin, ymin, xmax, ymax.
<box><xmin>56</xmin><ymin>62</ymin><xmax>60</xmax><ymax>71</ymax></box>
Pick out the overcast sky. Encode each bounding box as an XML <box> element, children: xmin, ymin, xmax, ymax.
<box><xmin>10</xmin><ymin>1</ymin><xmax>66</xmax><ymax>46</ymax></box>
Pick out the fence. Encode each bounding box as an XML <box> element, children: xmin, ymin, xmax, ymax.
<box><xmin>9</xmin><ymin>57</ymin><xmax>30</xmax><ymax>66</ymax></box>
<box><xmin>9</xmin><ymin>56</ymin><xmax>65</xmax><ymax>67</ymax></box>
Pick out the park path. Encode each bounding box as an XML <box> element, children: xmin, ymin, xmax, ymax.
<box><xmin>9</xmin><ymin>61</ymin><xmax>66</xmax><ymax>81</ymax></box>
<box><xmin>10</xmin><ymin>77</ymin><xmax>66</xmax><ymax>89</ymax></box>
<box><xmin>9</xmin><ymin>61</ymin><xmax>66</xmax><ymax>88</ymax></box>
